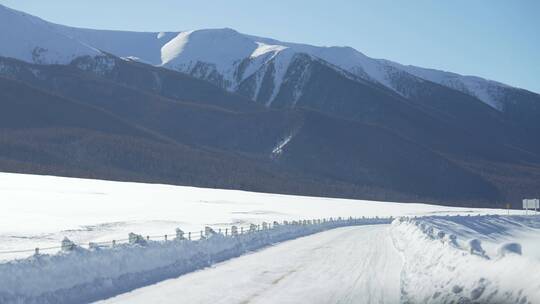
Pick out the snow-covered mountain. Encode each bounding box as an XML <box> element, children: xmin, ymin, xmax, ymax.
<box><xmin>1</xmin><ymin>3</ymin><xmax>539</xmax><ymax>207</ymax></box>
<box><xmin>0</xmin><ymin>3</ymin><xmax>535</xmax><ymax>111</ymax></box>
<box><xmin>0</xmin><ymin>5</ymin><xmax>100</xmax><ymax>64</ymax></box>
<box><xmin>391</xmin><ymin>63</ymin><xmax>511</xmax><ymax>110</ymax></box>
<box><xmin>68</xmin><ymin>26</ymin><xmax>518</xmax><ymax>111</ymax></box>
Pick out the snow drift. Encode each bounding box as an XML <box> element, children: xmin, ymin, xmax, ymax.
<box><xmin>391</xmin><ymin>216</ymin><xmax>540</xmax><ymax>304</ymax></box>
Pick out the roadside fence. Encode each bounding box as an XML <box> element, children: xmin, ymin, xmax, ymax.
<box><xmin>0</xmin><ymin>216</ymin><xmax>393</xmax><ymax>259</ymax></box>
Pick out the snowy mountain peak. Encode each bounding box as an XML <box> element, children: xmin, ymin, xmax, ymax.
<box><xmin>161</xmin><ymin>28</ymin><xmax>258</xmax><ymax>69</ymax></box>
<box><xmin>160</xmin><ymin>28</ymin><xmax>300</xmax><ymax>97</ymax></box>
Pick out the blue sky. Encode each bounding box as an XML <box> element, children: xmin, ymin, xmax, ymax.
<box><xmin>1</xmin><ymin>0</ymin><xmax>538</xmax><ymax>93</ymax></box>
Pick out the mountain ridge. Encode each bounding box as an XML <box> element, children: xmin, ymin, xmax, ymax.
<box><xmin>1</xmin><ymin>4</ymin><xmax>537</xmax><ymax>109</ymax></box>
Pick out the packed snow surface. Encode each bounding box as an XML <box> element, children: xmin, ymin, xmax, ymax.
<box><xmin>100</xmin><ymin>225</ymin><xmax>402</xmax><ymax>304</ymax></box>
<box><xmin>0</xmin><ymin>172</ymin><xmax>515</xmax><ymax>261</ymax></box>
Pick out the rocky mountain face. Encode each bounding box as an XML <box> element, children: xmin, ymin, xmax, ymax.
<box><xmin>0</xmin><ymin>4</ymin><xmax>539</xmax><ymax>207</ymax></box>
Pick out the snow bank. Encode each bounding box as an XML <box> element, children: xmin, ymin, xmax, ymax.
<box><xmin>498</xmin><ymin>242</ymin><xmax>522</xmax><ymax>257</ymax></box>
<box><xmin>0</xmin><ymin>218</ymin><xmax>389</xmax><ymax>304</ymax></box>
<box><xmin>409</xmin><ymin>214</ymin><xmax>540</xmax><ymax>259</ymax></box>
<box><xmin>391</xmin><ymin>216</ymin><xmax>540</xmax><ymax>304</ymax></box>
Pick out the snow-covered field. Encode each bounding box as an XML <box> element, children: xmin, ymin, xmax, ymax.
<box><xmin>0</xmin><ymin>172</ymin><xmax>515</xmax><ymax>261</ymax></box>
<box><xmin>0</xmin><ymin>172</ymin><xmax>538</xmax><ymax>304</ymax></box>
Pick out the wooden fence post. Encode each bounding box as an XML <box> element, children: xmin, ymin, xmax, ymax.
<box><xmin>176</xmin><ymin>228</ymin><xmax>185</xmax><ymax>240</ymax></box>
<box><xmin>61</xmin><ymin>237</ymin><xmax>75</xmax><ymax>252</ymax></box>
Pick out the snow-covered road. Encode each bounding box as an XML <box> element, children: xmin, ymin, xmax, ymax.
<box><xmin>99</xmin><ymin>225</ymin><xmax>402</xmax><ymax>304</ymax></box>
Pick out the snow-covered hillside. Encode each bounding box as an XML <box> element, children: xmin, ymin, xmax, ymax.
<box><xmin>0</xmin><ymin>3</ymin><xmax>531</xmax><ymax>110</ymax></box>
